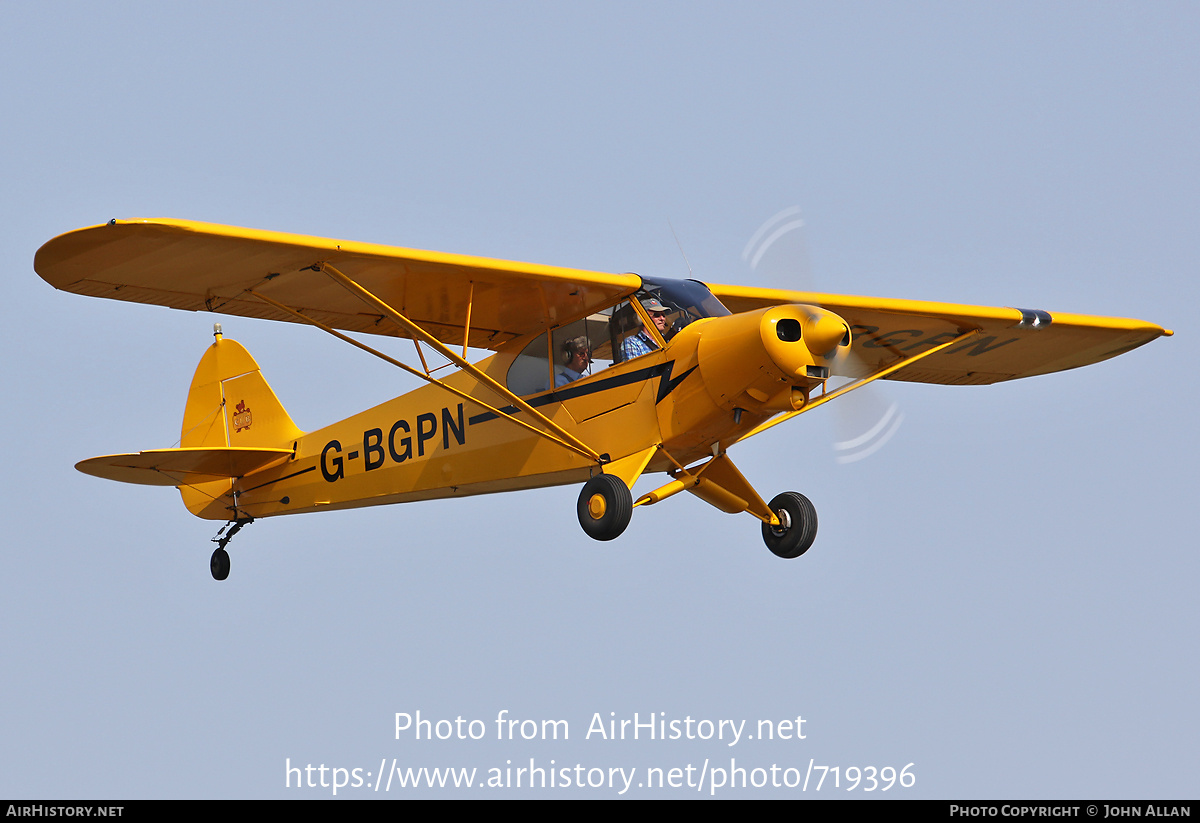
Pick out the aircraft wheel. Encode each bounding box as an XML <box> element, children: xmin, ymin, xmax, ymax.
<box><xmin>210</xmin><ymin>548</ymin><xmax>231</xmax><ymax>581</ymax></box>
<box><xmin>577</xmin><ymin>474</ymin><xmax>633</xmax><ymax>541</ymax></box>
<box><xmin>762</xmin><ymin>492</ymin><xmax>818</xmax><ymax>558</ymax></box>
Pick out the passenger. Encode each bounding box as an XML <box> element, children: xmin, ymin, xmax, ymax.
<box><xmin>556</xmin><ymin>337</ymin><xmax>591</xmax><ymax>387</ymax></box>
<box><xmin>621</xmin><ymin>297</ymin><xmax>671</xmax><ymax>360</ymax></box>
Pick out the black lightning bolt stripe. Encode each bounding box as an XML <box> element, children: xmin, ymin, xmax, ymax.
<box><xmin>467</xmin><ymin>360</ymin><xmax>695</xmax><ymax>426</ymax></box>
<box><xmin>655</xmin><ymin>363</ymin><xmax>697</xmax><ymax>403</ymax></box>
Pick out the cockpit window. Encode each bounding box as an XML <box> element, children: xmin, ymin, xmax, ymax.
<box><xmin>506</xmin><ymin>331</ymin><xmax>551</xmax><ymax>396</ymax></box>
<box><xmin>610</xmin><ymin>278</ymin><xmax>731</xmax><ymax>362</ymax></box>
<box><xmin>641</xmin><ymin>278</ymin><xmax>730</xmax><ymax>331</ymax></box>
<box><xmin>506</xmin><ymin>316</ymin><xmax>616</xmax><ymax>396</ymax></box>
<box><xmin>506</xmin><ymin>278</ymin><xmax>732</xmax><ymax>390</ymax></box>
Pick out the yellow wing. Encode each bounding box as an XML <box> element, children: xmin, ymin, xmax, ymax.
<box><xmin>706</xmin><ymin>283</ymin><xmax>1172</xmax><ymax>385</ymax></box>
<box><xmin>35</xmin><ymin>219</ymin><xmax>642</xmax><ymax>350</ymax></box>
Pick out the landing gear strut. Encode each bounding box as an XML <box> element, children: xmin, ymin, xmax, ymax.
<box><xmin>762</xmin><ymin>492</ymin><xmax>817</xmax><ymax>559</ymax></box>
<box><xmin>209</xmin><ymin>518</ymin><xmax>252</xmax><ymax>581</ymax></box>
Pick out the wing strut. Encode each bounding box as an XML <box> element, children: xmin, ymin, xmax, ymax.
<box><xmin>247</xmin><ymin>288</ymin><xmax>599</xmax><ymax>463</ymax></box>
<box><xmin>317</xmin><ymin>262</ymin><xmax>601</xmax><ymax>462</ymax></box>
<box><xmin>736</xmin><ymin>328</ymin><xmax>982</xmax><ymax>443</ymax></box>
<box><xmin>246</xmin><ymin>280</ymin><xmax>602</xmax><ymax>465</ymax></box>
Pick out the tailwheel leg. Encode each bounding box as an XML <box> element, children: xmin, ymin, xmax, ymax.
<box><xmin>762</xmin><ymin>492</ymin><xmax>818</xmax><ymax>559</ymax></box>
<box><xmin>577</xmin><ymin>474</ymin><xmax>633</xmax><ymax>541</ymax></box>
<box><xmin>209</xmin><ymin>518</ymin><xmax>252</xmax><ymax>581</ymax></box>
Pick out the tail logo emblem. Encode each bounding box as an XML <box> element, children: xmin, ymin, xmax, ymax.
<box><xmin>232</xmin><ymin>400</ymin><xmax>253</xmax><ymax>432</ymax></box>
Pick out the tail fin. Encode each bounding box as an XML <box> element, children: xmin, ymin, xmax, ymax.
<box><xmin>179</xmin><ymin>331</ymin><xmax>303</xmax><ymax>517</ymax></box>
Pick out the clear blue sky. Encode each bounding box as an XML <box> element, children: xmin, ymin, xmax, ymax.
<box><xmin>2</xmin><ymin>1</ymin><xmax>1195</xmax><ymax>798</ymax></box>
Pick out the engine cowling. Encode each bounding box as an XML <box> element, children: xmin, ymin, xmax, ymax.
<box><xmin>696</xmin><ymin>304</ymin><xmax>851</xmax><ymax>413</ymax></box>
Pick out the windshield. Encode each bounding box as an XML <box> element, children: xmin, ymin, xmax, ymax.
<box><xmin>604</xmin><ymin>278</ymin><xmax>732</xmax><ymax>364</ymax></box>
<box><xmin>638</xmin><ymin>277</ymin><xmax>730</xmax><ymax>331</ymax></box>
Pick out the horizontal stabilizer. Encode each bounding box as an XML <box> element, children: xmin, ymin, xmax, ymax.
<box><xmin>76</xmin><ymin>447</ymin><xmax>293</xmax><ymax>487</ymax></box>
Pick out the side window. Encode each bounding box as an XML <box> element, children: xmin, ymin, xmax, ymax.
<box><xmin>609</xmin><ymin>301</ymin><xmax>642</xmax><ymax>363</ymax></box>
<box><xmin>505</xmin><ymin>312</ymin><xmax>625</xmax><ymax>396</ymax></box>
<box><xmin>550</xmin><ymin>317</ymin><xmax>613</xmax><ymax>387</ymax></box>
<box><xmin>505</xmin><ymin>332</ymin><xmax>551</xmax><ymax>396</ymax></box>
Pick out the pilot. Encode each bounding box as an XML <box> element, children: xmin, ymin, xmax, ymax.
<box><xmin>556</xmin><ymin>337</ymin><xmax>591</xmax><ymax>387</ymax></box>
<box><xmin>621</xmin><ymin>297</ymin><xmax>671</xmax><ymax>360</ymax></box>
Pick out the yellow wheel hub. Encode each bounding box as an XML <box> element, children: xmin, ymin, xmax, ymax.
<box><xmin>588</xmin><ymin>493</ymin><xmax>607</xmax><ymax>519</ymax></box>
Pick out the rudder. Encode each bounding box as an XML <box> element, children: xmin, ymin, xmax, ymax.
<box><xmin>180</xmin><ymin>330</ymin><xmax>303</xmax><ymax>517</ymax></box>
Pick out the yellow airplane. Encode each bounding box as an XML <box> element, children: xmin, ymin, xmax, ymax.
<box><xmin>35</xmin><ymin>219</ymin><xmax>1172</xmax><ymax>580</ymax></box>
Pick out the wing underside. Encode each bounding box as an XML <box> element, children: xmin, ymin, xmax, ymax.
<box><xmin>35</xmin><ymin>219</ymin><xmax>642</xmax><ymax>350</ymax></box>
<box><xmin>706</xmin><ymin>283</ymin><xmax>1171</xmax><ymax>385</ymax></box>
<box><xmin>34</xmin><ymin>219</ymin><xmax>1169</xmax><ymax>382</ymax></box>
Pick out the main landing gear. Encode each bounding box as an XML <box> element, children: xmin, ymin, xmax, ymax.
<box><xmin>209</xmin><ymin>518</ymin><xmax>252</xmax><ymax>581</ymax></box>
<box><xmin>575</xmin><ymin>465</ymin><xmax>818</xmax><ymax>559</ymax></box>
<box><xmin>762</xmin><ymin>492</ymin><xmax>818</xmax><ymax>558</ymax></box>
<box><xmin>577</xmin><ymin>474</ymin><xmax>633</xmax><ymax>541</ymax></box>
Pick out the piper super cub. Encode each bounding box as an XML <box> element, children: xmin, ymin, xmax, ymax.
<box><xmin>34</xmin><ymin>219</ymin><xmax>1172</xmax><ymax>579</ymax></box>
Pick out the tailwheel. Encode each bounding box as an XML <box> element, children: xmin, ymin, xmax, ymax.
<box><xmin>209</xmin><ymin>517</ymin><xmax>250</xmax><ymax>581</ymax></box>
<box><xmin>210</xmin><ymin>548</ymin><xmax>231</xmax><ymax>581</ymax></box>
<box><xmin>577</xmin><ymin>474</ymin><xmax>633</xmax><ymax>541</ymax></box>
<box><xmin>762</xmin><ymin>492</ymin><xmax>818</xmax><ymax>559</ymax></box>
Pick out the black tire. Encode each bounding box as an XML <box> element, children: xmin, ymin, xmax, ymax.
<box><xmin>762</xmin><ymin>492</ymin><xmax>818</xmax><ymax>558</ymax></box>
<box><xmin>577</xmin><ymin>474</ymin><xmax>633</xmax><ymax>541</ymax></box>
<box><xmin>210</xmin><ymin>548</ymin><xmax>231</xmax><ymax>581</ymax></box>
